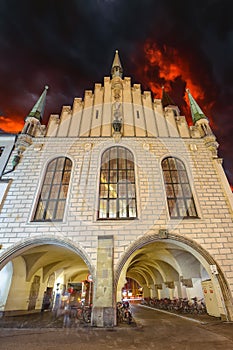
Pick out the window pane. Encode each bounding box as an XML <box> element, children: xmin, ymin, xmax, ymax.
<box><xmin>128</xmin><ymin>184</ymin><xmax>135</xmax><ymax>198</ymax></box>
<box><xmin>109</xmin><ymin>184</ymin><xmax>117</xmax><ymax>198</ymax></box>
<box><xmin>119</xmin><ymin>199</ymin><xmax>127</xmax><ymax>218</ymax></box>
<box><xmin>34</xmin><ymin>201</ymin><xmax>46</xmax><ymax>220</ymax></box>
<box><xmin>118</xmin><ymin>183</ymin><xmax>127</xmax><ymax>198</ymax></box>
<box><xmin>100</xmin><ymin>170</ymin><xmax>109</xmax><ymax>183</ymax></box>
<box><xmin>41</xmin><ymin>185</ymin><xmax>50</xmax><ymax>200</ymax></box>
<box><xmin>56</xmin><ymin>158</ymin><xmax>65</xmax><ymax>170</ymax></box>
<box><xmin>168</xmin><ymin>199</ymin><xmax>178</xmax><ymax>217</ymax></box>
<box><xmin>176</xmin><ymin>159</ymin><xmax>185</xmax><ymax>170</ymax></box>
<box><xmin>56</xmin><ymin>201</ymin><xmax>66</xmax><ymax>220</ymax></box>
<box><xmin>173</xmin><ymin>184</ymin><xmax>183</xmax><ymax>197</ymax></box>
<box><xmin>118</xmin><ymin>170</ymin><xmax>127</xmax><ymax>181</ymax></box>
<box><xmin>127</xmin><ymin>160</ymin><xmax>134</xmax><ymax>169</ymax></box>
<box><xmin>177</xmin><ymin>199</ymin><xmax>186</xmax><ymax>217</ymax></box>
<box><xmin>47</xmin><ymin>161</ymin><xmax>56</xmax><ymax>172</ymax></box>
<box><xmin>45</xmin><ymin>201</ymin><xmax>56</xmax><ymax>220</ymax></box>
<box><xmin>62</xmin><ymin>171</ymin><xmax>71</xmax><ymax>184</ymax></box>
<box><xmin>163</xmin><ymin>171</ymin><xmax>171</xmax><ymax>183</ymax></box>
<box><xmin>50</xmin><ymin>185</ymin><xmax>59</xmax><ymax>199</ymax></box>
<box><xmin>165</xmin><ymin>184</ymin><xmax>174</xmax><ymax>198</ymax></box>
<box><xmin>100</xmin><ymin>184</ymin><xmax>108</xmax><ymax>198</ymax></box>
<box><xmin>102</xmin><ymin>152</ymin><xmax>109</xmax><ymax>166</ymax></box>
<box><xmin>179</xmin><ymin>171</ymin><xmax>188</xmax><ymax>183</ymax></box>
<box><xmin>99</xmin><ymin>199</ymin><xmax>107</xmax><ymax>218</ymax></box>
<box><xmin>110</xmin><ymin>147</ymin><xmax>117</xmax><ymax>160</ymax></box>
<box><xmin>65</xmin><ymin>159</ymin><xmax>72</xmax><ymax>171</ymax></box>
<box><xmin>129</xmin><ymin>199</ymin><xmax>137</xmax><ymax>217</ymax></box>
<box><xmin>109</xmin><ymin>170</ymin><xmax>117</xmax><ymax>182</ymax></box>
<box><xmin>162</xmin><ymin>159</ymin><xmax>169</xmax><ymax>170</ymax></box>
<box><xmin>182</xmin><ymin>184</ymin><xmax>191</xmax><ymax>197</ymax></box>
<box><xmin>109</xmin><ymin>200</ymin><xmax>117</xmax><ymax>218</ymax></box>
<box><xmin>171</xmin><ymin>170</ymin><xmax>179</xmax><ymax>183</ymax></box>
<box><xmin>60</xmin><ymin>185</ymin><xmax>69</xmax><ymax>199</ymax></box>
<box><xmin>44</xmin><ymin>171</ymin><xmax>54</xmax><ymax>184</ymax></box>
<box><xmin>169</xmin><ymin>158</ymin><xmax>176</xmax><ymax>170</ymax></box>
<box><xmin>186</xmin><ymin>198</ymin><xmax>197</xmax><ymax>217</ymax></box>
<box><xmin>53</xmin><ymin>171</ymin><xmax>63</xmax><ymax>184</ymax></box>
<box><xmin>109</xmin><ymin>158</ymin><xmax>117</xmax><ymax>169</ymax></box>
<box><xmin>127</xmin><ymin>170</ymin><xmax>135</xmax><ymax>183</ymax></box>
<box><xmin>118</xmin><ymin>158</ymin><xmax>126</xmax><ymax>169</ymax></box>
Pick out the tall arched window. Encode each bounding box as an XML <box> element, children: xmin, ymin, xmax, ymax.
<box><xmin>33</xmin><ymin>157</ymin><xmax>72</xmax><ymax>221</ymax></box>
<box><xmin>162</xmin><ymin>157</ymin><xmax>198</xmax><ymax>219</ymax></box>
<box><xmin>98</xmin><ymin>147</ymin><xmax>137</xmax><ymax>219</ymax></box>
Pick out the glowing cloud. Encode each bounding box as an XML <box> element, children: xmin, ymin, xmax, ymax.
<box><xmin>140</xmin><ymin>40</ymin><xmax>215</xmax><ymax>125</ymax></box>
<box><xmin>0</xmin><ymin>115</ymin><xmax>24</xmax><ymax>133</ymax></box>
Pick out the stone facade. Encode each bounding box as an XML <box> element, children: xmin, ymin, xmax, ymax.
<box><xmin>0</xmin><ymin>52</ymin><xmax>233</xmax><ymax>325</ymax></box>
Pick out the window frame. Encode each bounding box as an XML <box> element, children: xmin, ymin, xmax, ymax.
<box><xmin>98</xmin><ymin>146</ymin><xmax>137</xmax><ymax>220</ymax></box>
<box><xmin>162</xmin><ymin>156</ymin><xmax>198</xmax><ymax>219</ymax></box>
<box><xmin>33</xmin><ymin>157</ymin><xmax>72</xmax><ymax>222</ymax></box>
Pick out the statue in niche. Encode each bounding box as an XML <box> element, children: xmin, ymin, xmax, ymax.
<box><xmin>112</xmin><ymin>101</ymin><xmax>122</xmax><ymax>133</ymax></box>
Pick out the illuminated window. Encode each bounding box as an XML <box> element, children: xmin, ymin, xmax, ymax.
<box><xmin>98</xmin><ymin>147</ymin><xmax>137</xmax><ymax>219</ymax></box>
<box><xmin>162</xmin><ymin>157</ymin><xmax>198</xmax><ymax>219</ymax></box>
<box><xmin>33</xmin><ymin>157</ymin><xmax>72</xmax><ymax>221</ymax></box>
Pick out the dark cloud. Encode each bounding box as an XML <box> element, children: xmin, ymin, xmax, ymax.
<box><xmin>0</xmin><ymin>0</ymin><xmax>232</xmax><ymax>184</ymax></box>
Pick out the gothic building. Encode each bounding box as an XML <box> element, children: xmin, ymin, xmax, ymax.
<box><xmin>0</xmin><ymin>51</ymin><xmax>232</xmax><ymax>326</ymax></box>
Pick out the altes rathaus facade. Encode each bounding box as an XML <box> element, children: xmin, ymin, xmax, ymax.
<box><xmin>0</xmin><ymin>51</ymin><xmax>233</xmax><ymax>326</ymax></box>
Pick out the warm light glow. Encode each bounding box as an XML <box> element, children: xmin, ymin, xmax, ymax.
<box><xmin>139</xmin><ymin>40</ymin><xmax>215</xmax><ymax>125</ymax></box>
<box><xmin>0</xmin><ymin>115</ymin><xmax>24</xmax><ymax>133</ymax></box>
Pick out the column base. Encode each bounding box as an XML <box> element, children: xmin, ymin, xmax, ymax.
<box><xmin>91</xmin><ymin>306</ymin><xmax>115</xmax><ymax>327</ymax></box>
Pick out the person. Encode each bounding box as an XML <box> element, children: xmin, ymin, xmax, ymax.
<box><xmin>63</xmin><ymin>302</ymin><xmax>71</xmax><ymax>328</ymax></box>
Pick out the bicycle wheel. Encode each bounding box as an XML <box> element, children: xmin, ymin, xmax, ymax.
<box><xmin>77</xmin><ymin>308</ymin><xmax>83</xmax><ymax>320</ymax></box>
<box><xmin>83</xmin><ymin>309</ymin><xmax>91</xmax><ymax>323</ymax></box>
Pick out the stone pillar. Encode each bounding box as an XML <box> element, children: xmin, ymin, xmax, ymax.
<box><xmin>92</xmin><ymin>235</ymin><xmax>114</xmax><ymax>327</ymax></box>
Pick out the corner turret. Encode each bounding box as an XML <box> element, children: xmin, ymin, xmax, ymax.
<box><xmin>186</xmin><ymin>89</ymin><xmax>219</xmax><ymax>157</ymax></box>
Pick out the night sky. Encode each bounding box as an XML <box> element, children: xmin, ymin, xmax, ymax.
<box><xmin>0</xmin><ymin>0</ymin><xmax>232</xmax><ymax>186</ymax></box>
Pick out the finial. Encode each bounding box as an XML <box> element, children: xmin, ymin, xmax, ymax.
<box><xmin>111</xmin><ymin>50</ymin><xmax>123</xmax><ymax>78</ymax></box>
<box><xmin>45</xmin><ymin>85</ymin><xmax>49</xmax><ymax>90</ymax></box>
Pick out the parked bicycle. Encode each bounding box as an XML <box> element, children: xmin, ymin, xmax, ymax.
<box><xmin>76</xmin><ymin>304</ymin><xmax>92</xmax><ymax>323</ymax></box>
<box><xmin>117</xmin><ymin>301</ymin><xmax>133</xmax><ymax>324</ymax></box>
<box><xmin>141</xmin><ymin>297</ymin><xmax>207</xmax><ymax>315</ymax></box>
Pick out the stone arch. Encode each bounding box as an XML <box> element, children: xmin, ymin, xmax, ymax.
<box><xmin>114</xmin><ymin>231</ymin><xmax>233</xmax><ymax>321</ymax></box>
<box><xmin>0</xmin><ymin>235</ymin><xmax>95</xmax><ymax>278</ymax></box>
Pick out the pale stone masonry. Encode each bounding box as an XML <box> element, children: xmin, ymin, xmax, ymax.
<box><xmin>0</xmin><ymin>51</ymin><xmax>233</xmax><ymax>326</ymax></box>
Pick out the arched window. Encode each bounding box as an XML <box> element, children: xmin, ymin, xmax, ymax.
<box><xmin>33</xmin><ymin>157</ymin><xmax>72</xmax><ymax>221</ymax></box>
<box><xmin>162</xmin><ymin>157</ymin><xmax>198</xmax><ymax>219</ymax></box>
<box><xmin>98</xmin><ymin>147</ymin><xmax>137</xmax><ymax>219</ymax></box>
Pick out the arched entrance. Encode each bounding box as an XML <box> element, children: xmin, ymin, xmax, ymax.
<box><xmin>0</xmin><ymin>235</ymin><xmax>94</xmax><ymax>315</ymax></box>
<box><xmin>115</xmin><ymin>233</ymin><xmax>233</xmax><ymax>321</ymax></box>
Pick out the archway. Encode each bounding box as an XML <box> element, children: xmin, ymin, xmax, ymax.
<box><xmin>115</xmin><ymin>233</ymin><xmax>233</xmax><ymax>321</ymax></box>
<box><xmin>0</xmin><ymin>235</ymin><xmax>94</xmax><ymax>315</ymax></box>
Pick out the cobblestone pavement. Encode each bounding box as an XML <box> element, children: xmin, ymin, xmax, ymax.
<box><xmin>0</xmin><ymin>305</ymin><xmax>232</xmax><ymax>350</ymax></box>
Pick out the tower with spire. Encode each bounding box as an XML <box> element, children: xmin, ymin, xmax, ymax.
<box><xmin>186</xmin><ymin>88</ymin><xmax>219</xmax><ymax>157</ymax></box>
<box><xmin>22</xmin><ymin>85</ymin><xmax>48</xmax><ymax>137</ymax></box>
<box><xmin>15</xmin><ymin>86</ymin><xmax>48</xmax><ymax>161</ymax></box>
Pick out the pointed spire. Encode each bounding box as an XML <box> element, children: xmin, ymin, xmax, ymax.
<box><xmin>161</xmin><ymin>86</ymin><xmax>175</xmax><ymax>108</ymax></box>
<box><xmin>186</xmin><ymin>88</ymin><xmax>208</xmax><ymax>124</ymax></box>
<box><xmin>111</xmin><ymin>50</ymin><xmax>123</xmax><ymax>78</ymax></box>
<box><xmin>26</xmin><ymin>85</ymin><xmax>49</xmax><ymax>122</ymax></box>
